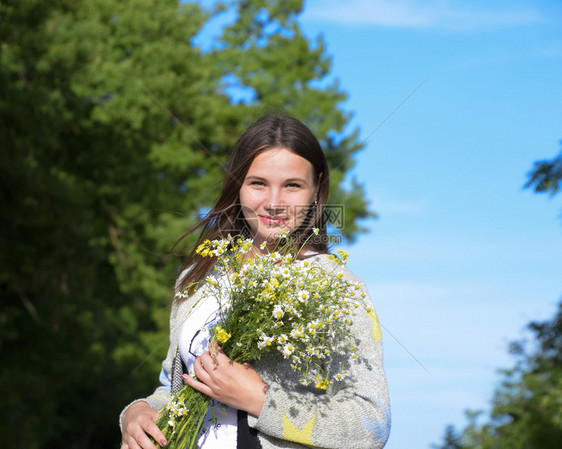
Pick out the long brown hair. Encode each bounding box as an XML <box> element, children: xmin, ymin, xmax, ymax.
<box><xmin>175</xmin><ymin>114</ymin><xmax>330</xmax><ymax>294</ymax></box>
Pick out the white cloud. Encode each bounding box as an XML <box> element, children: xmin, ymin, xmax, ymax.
<box><xmin>303</xmin><ymin>0</ymin><xmax>543</xmax><ymax>31</ymax></box>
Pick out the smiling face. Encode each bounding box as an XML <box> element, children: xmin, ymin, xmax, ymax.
<box><xmin>239</xmin><ymin>147</ymin><xmax>317</xmax><ymax>249</ymax></box>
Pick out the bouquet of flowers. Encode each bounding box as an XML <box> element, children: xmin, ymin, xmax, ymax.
<box><xmin>153</xmin><ymin>232</ymin><xmax>368</xmax><ymax>449</ymax></box>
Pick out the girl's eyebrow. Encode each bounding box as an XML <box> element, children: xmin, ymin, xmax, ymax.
<box><xmin>245</xmin><ymin>175</ymin><xmax>309</xmax><ymax>184</ymax></box>
<box><xmin>285</xmin><ymin>178</ymin><xmax>308</xmax><ymax>184</ymax></box>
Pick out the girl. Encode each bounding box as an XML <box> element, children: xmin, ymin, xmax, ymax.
<box><xmin>120</xmin><ymin>114</ymin><xmax>390</xmax><ymax>449</ymax></box>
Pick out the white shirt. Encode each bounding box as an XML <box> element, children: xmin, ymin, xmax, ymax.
<box><xmin>178</xmin><ymin>276</ymin><xmax>237</xmax><ymax>448</ymax></box>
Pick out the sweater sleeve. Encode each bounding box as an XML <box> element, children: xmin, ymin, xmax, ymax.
<box><xmin>247</xmin><ymin>265</ymin><xmax>391</xmax><ymax>449</ymax></box>
<box><xmin>118</xmin><ymin>300</ymin><xmax>180</xmax><ymax>433</ymax></box>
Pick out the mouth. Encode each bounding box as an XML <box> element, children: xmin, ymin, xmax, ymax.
<box><xmin>258</xmin><ymin>215</ymin><xmax>288</xmax><ymax>226</ymax></box>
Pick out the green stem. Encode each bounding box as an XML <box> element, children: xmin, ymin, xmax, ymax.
<box><xmin>188</xmin><ymin>409</ymin><xmax>207</xmax><ymax>449</ymax></box>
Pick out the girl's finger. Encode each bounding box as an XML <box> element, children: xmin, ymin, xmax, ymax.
<box><xmin>198</xmin><ymin>352</ymin><xmax>219</xmax><ymax>370</ymax></box>
<box><xmin>182</xmin><ymin>373</ymin><xmax>215</xmax><ymax>398</ymax></box>
<box><xmin>145</xmin><ymin>421</ymin><xmax>167</xmax><ymax>447</ymax></box>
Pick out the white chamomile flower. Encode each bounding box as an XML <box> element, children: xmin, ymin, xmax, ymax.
<box><xmin>297</xmin><ymin>290</ymin><xmax>309</xmax><ymax>302</ymax></box>
<box><xmin>307</xmin><ymin>320</ymin><xmax>320</xmax><ymax>332</ymax></box>
<box><xmin>290</xmin><ymin>325</ymin><xmax>306</xmax><ymax>339</ymax></box>
<box><xmin>258</xmin><ymin>334</ymin><xmax>274</xmax><ymax>349</ymax></box>
<box><xmin>306</xmin><ymin>346</ymin><xmax>318</xmax><ymax>356</ymax></box>
<box><xmin>283</xmin><ymin>343</ymin><xmax>295</xmax><ymax>358</ymax></box>
<box><xmin>272</xmin><ymin>305</ymin><xmax>284</xmax><ymax>319</ymax></box>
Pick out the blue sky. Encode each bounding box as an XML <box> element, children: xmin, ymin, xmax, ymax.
<box><xmin>298</xmin><ymin>1</ymin><xmax>562</xmax><ymax>447</ymax></box>
<box><xmin>193</xmin><ymin>0</ymin><xmax>561</xmax><ymax>447</ymax></box>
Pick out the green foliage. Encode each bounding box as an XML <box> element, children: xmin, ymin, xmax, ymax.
<box><xmin>525</xmin><ymin>141</ymin><xmax>562</xmax><ymax>222</ymax></box>
<box><xmin>433</xmin><ymin>302</ymin><xmax>562</xmax><ymax>449</ymax></box>
<box><xmin>525</xmin><ymin>143</ymin><xmax>562</xmax><ymax>197</ymax></box>
<box><xmin>0</xmin><ymin>0</ymin><xmax>372</xmax><ymax>446</ymax></box>
<box><xmin>431</xmin><ymin>425</ymin><xmax>463</xmax><ymax>449</ymax></box>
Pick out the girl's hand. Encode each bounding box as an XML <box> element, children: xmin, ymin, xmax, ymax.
<box><xmin>121</xmin><ymin>401</ymin><xmax>167</xmax><ymax>449</ymax></box>
<box><xmin>183</xmin><ymin>345</ymin><xmax>267</xmax><ymax>417</ymax></box>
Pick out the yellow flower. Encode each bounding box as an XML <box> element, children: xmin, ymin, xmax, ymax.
<box><xmin>196</xmin><ymin>240</ymin><xmax>214</xmax><ymax>257</ymax></box>
<box><xmin>215</xmin><ymin>326</ymin><xmax>232</xmax><ymax>344</ymax></box>
<box><xmin>315</xmin><ymin>378</ymin><xmax>329</xmax><ymax>390</ymax></box>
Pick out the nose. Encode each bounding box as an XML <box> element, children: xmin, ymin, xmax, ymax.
<box><xmin>264</xmin><ymin>189</ymin><xmax>286</xmax><ymax>215</ymax></box>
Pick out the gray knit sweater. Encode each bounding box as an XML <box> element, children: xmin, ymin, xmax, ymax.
<box><xmin>120</xmin><ymin>254</ymin><xmax>390</xmax><ymax>448</ymax></box>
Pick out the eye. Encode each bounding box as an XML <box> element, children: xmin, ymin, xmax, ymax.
<box><xmin>248</xmin><ymin>180</ymin><xmax>265</xmax><ymax>187</ymax></box>
<box><xmin>286</xmin><ymin>182</ymin><xmax>302</xmax><ymax>189</ymax></box>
